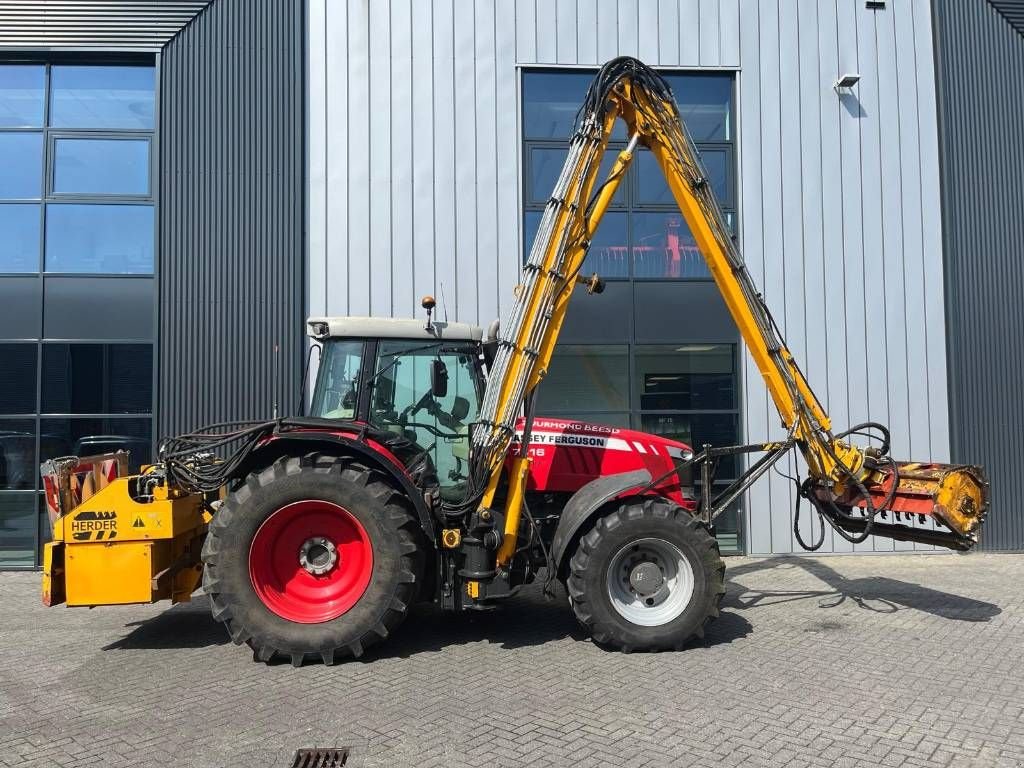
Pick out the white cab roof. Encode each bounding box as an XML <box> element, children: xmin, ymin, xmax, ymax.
<box><xmin>307</xmin><ymin>316</ymin><xmax>483</xmax><ymax>342</ymax></box>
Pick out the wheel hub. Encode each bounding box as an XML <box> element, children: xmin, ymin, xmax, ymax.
<box><xmin>299</xmin><ymin>536</ymin><xmax>338</xmax><ymax>576</ymax></box>
<box><xmin>606</xmin><ymin>537</ymin><xmax>695</xmax><ymax>627</ymax></box>
<box><xmin>628</xmin><ymin>561</ymin><xmax>664</xmax><ymax>596</ymax></box>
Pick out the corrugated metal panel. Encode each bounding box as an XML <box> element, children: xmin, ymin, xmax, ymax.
<box><xmin>740</xmin><ymin>0</ymin><xmax>947</xmax><ymax>554</ymax></box>
<box><xmin>987</xmin><ymin>0</ymin><xmax>1024</xmax><ymax>36</ymax></box>
<box><xmin>934</xmin><ymin>0</ymin><xmax>1024</xmax><ymax>550</ymax></box>
<box><xmin>158</xmin><ymin>0</ymin><xmax>304</xmax><ymax>439</ymax></box>
<box><xmin>0</xmin><ymin>1</ymin><xmax>209</xmax><ymax>50</ymax></box>
<box><xmin>307</xmin><ymin>0</ymin><xmax>950</xmax><ymax>555</ymax></box>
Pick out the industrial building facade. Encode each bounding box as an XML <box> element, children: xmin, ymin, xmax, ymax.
<box><xmin>0</xmin><ymin>0</ymin><xmax>1021</xmax><ymax>567</ymax></box>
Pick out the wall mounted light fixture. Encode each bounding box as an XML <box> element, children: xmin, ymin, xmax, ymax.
<box><xmin>833</xmin><ymin>73</ymin><xmax>861</xmax><ymax>91</ymax></box>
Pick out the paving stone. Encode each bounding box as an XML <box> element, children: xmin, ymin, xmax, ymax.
<box><xmin>0</xmin><ymin>553</ymin><xmax>1021</xmax><ymax>767</ymax></box>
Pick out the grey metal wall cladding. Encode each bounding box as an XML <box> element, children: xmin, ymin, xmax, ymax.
<box><xmin>934</xmin><ymin>0</ymin><xmax>1024</xmax><ymax>551</ymax></box>
<box><xmin>308</xmin><ymin>0</ymin><xmax>950</xmax><ymax>555</ymax></box>
<box><xmin>157</xmin><ymin>0</ymin><xmax>304</xmax><ymax>441</ymax></box>
<box><xmin>987</xmin><ymin>0</ymin><xmax>1024</xmax><ymax>35</ymax></box>
<box><xmin>0</xmin><ymin>1</ymin><xmax>209</xmax><ymax>50</ymax></box>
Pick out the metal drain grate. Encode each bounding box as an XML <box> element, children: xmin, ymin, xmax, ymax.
<box><xmin>290</xmin><ymin>748</ymin><xmax>350</xmax><ymax>767</ymax></box>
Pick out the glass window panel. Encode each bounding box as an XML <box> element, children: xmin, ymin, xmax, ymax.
<box><xmin>523</xmin><ymin>210</ymin><xmax>629</xmax><ymax>279</ymax></box>
<box><xmin>0</xmin><ymin>344</ymin><xmax>37</xmax><ymax>413</ymax></box>
<box><xmin>528</xmin><ymin>147</ymin><xmax>565</xmax><ymax>204</ymax></box>
<box><xmin>638</xmin><ymin>412</ymin><xmax>740</xmax><ymax>477</ymax></box>
<box><xmin>536</xmin><ymin>411</ymin><xmax>632</xmax><ymax>430</ymax></box>
<box><xmin>635</xmin><ymin>150</ymin><xmax>672</xmax><ymax>207</ymax></box>
<box><xmin>38</xmin><ymin>492</ymin><xmax>51</xmax><ymax>561</ymax></box>
<box><xmin>633</xmin><ymin>344</ymin><xmax>736</xmax><ymax>410</ymax></box>
<box><xmin>53</xmin><ymin>138</ymin><xmax>150</xmax><ymax>195</ymax></box>
<box><xmin>528</xmin><ymin>147</ymin><xmax>624</xmax><ymax>206</ymax></box>
<box><xmin>523</xmin><ymin>210</ymin><xmax>542</xmax><ymax>262</ymax></box>
<box><xmin>582</xmin><ymin>211</ymin><xmax>628</xmax><ymax>277</ymax></box>
<box><xmin>40</xmin><ymin>417</ymin><xmax>152</xmax><ymax>472</ymax></box>
<box><xmin>310</xmin><ymin>340</ymin><xmax>364</xmax><ymax>420</ymax></box>
<box><xmin>0</xmin><ymin>65</ymin><xmax>45</xmax><ymax>127</ymax></box>
<box><xmin>636</xmin><ymin>148</ymin><xmax>729</xmax><ymax>206</ymax></box>
<box><xmin>707</xmin><ymin>495</ymin><xmax>742</xmax><ymax>553</ymax></box>
<box><xmin>0</xmin><ymin>492</ymin><xmax>36</xmax><ymax>566</ymax></box>
<box><xmin>699</xmin><ymin>149</ymin><xmax>729</xmax><ymax>203</ymax></box>
<box><xmin>0</xmin><ymin>204</ymin><xmax>41</xmax><ymax>272</ymax></box>
<box><xmin>0</xmin><ymin>419</ymin><xmax>37</xmax><ymax>490</ymax></box>
<box><xmin>631</xmin><ymin>211</ymin><xmax>710</xmax><ymax>279</ymax></box>
<box><xmin>41</xmin><ymin>344</ymin><xmax>153</xmax><ymax>414</ymax></box>
<box><xmin>665</xmin><ymin>73</ymin><xmax>733</xmax><ymax>141</ymax></box>
<box><xmin>0</xmin><ymin>132</ymin><xmax>43</xmax><ymax>199</ymax></box>
<box><xmin>370</xmin><ymin>340</ymin><xmax>483</xmax><ymax>494</ymax></box>
<box><xmin>523</xmin><ymin>71</ymin><xmax>592</xmax><ymax>140</ymax></box>
<box><xmin>536</xmin><ymin>345</ymin><xmax>629</xmax><ymax>413</ymax></box>
<box><xmin>523</xmin><ymin>71</ymin><xmax>627</xmax><ymax>140</ymax></box>
<box><xmin>50</xmin><ymin>65</ymin><xmax>155</xmax><ymax>129</ymax></box>
<box><xmin>45</xmin><ymin>204</ymin><xmax>154</xmax><ymax>274</ymax></box>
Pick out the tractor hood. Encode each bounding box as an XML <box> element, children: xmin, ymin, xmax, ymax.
<box><xmin>511</xmin><ymin>416</ymin><xmax>693</xmax><ymax>495</ymax></box>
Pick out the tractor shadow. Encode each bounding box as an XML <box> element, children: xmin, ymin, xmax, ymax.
<box><xmin>102</xmin><ymin>556</ymin><xmax>994</xmax><ymax>661</ymax></box>
<box><xmin>722</xmin><ymin>556</ymin><xmax>1000</xmax><ymax>622</ymax></box>
<box><xmin>364</xmin><ymin>582</ymin><xmax>753</xmax><ymax>662</ymax></box>
<box><xmin>102</xmin><ymin>595</ymin><xmax>229</xmax><ymax>651</ymax></box>
<box><xmin>103</xmin><ymin>581</ymin><xmax>754</xmax><ymax>659</ymax></box>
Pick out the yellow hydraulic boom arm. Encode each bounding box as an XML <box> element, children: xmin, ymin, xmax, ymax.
<box><xmin>470</xmin><ymin>57</ymin><xmax>987</xmax><ymax>557</ymax></box>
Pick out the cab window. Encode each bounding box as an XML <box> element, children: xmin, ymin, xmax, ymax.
<box><xmin>310</xmin><ymin>340</ymin><xmax>364</xmax><ymax>420</ymax></box>
<box><xmin>369</xmin><ymin>340</ymin><xmax>482</xmax><ymax>491</ymax></box>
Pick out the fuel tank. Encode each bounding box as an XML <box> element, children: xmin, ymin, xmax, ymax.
<box><xmin>510</xmin><ymin>416</ymin><xmax>694</xmax><ymax>502</ymax></box>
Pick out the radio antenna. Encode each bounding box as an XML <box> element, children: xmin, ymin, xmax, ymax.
<box><xmin>439</xmin><ymin>281</ymin><xmax>450</xmax><ymax>322</ymax></box>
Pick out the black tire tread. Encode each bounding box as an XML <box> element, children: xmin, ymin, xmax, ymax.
<box><xmin>201</xmin><ymin>453</ymin><xmax>422</xmax><ymax>665</ymax></box>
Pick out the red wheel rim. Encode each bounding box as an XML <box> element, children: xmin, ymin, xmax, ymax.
<box><xmin>248</xmin><ymin>499</ymin><xmax>373</xmax><ymax>623</ymax></box>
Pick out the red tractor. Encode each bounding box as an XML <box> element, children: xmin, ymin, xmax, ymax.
<box><xmin>192</xmin><ymin>314</ymin><xmax>723</xmax><ymax>663</ymax></box>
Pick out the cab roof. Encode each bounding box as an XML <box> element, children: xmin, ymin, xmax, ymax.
<box><xmin>306</xmin><ymin>316</ymin><xmax>483</xmax><ymax>342</ymax></box>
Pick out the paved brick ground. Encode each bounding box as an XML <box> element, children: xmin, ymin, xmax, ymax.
<box><xmin>1</xmin><ymin>553</ymin><xmax>1023</xmax><ymax>768</ymax></box>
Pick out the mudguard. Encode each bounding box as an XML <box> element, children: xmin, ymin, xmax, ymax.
<box><xmin>550</xmin><ymin>468</ymin><xmax>652</xmax><ymax>575</ymax></box>
<box><xmin>240</xmin><ymin>431</ymin><xmax>436</xmax><ymax>540</ymax></box>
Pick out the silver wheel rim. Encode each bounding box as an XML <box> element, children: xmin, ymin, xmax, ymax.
<box><xmin>298</xmin><ymin>536</ymin><xmax>339</xmax><ymax>576</ymax></box>
<box><xmin>606</xmin><ymin>537</ymin><xmax>695</xmax><ymax>627</ymax></box>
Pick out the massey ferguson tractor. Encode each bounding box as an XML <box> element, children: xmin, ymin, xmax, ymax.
<box><xmin>40</xmin><ymin>58</ymin><xmax>988</xmax><ymax>666</ymax></box>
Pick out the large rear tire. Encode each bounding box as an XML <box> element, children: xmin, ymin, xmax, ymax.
<box><xmin>567</xmin><ymin>498</ymin><xmax>725</xmax><ymax>651</ymax></box>
<box><xmin>201</xmin><ymin>453</ymin><xmax>423</xmax><ymax>666</ymax></box>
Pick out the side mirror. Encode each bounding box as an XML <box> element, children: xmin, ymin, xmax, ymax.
<box><xmin>430</xmin><ymin>359</ymin><xmax>449</xmax><ymax>398</ymax></box>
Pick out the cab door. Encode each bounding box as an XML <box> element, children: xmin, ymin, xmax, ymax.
<box><xmin>368</xmin><ymin>340</ymin><xmax>483</xmax><ymax>496</ymax></box>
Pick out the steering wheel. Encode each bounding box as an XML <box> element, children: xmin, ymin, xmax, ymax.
<box><xmin>402</xmin><ymin>421</ymin><xmax>461</xmax><ymax>440</ymax></box>
<box><xmin>401</xmin><ymin>388</ymin><xmax>436</xmax><ymax>420</ymax></box>
<box><xmin>374</xmin><ymin>411</ymin><xmax>458</xmax><ymax>440</ymax></box>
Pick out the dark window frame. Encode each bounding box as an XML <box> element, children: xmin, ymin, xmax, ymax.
<box><xmin>48</xmin><ymin>132</ymin><xmax>153</xmax><ymax>199</ymax></box>
<box><xmin>0</xmin><ymin>60</ymin><xmax>156</xmax><ymax>279</ymax></box>
<box><xmin>0</xmin><ymin>54</ymin><xmax>158</xmax><ymax>569</ymax></box>
<box><xmin>520</xmin><ymin>67</ymin><xmax>738</xmax><ymax>283</ymax></box>
<box><xmin>521</xmin><ymin>68</ymin><xmax>743</xmax><ymax>552</ymax></box>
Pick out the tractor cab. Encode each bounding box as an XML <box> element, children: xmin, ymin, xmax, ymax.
<box><xmin>306</xmin><ymin>315</ymin><xmax>488</xmax><ymax>497</ymax></box>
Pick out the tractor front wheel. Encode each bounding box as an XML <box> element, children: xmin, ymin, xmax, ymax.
<box><xmin>567</xmin><ymin>499</ymin><xmax>725</xmax><ymax>651</ymax></box>
<box><xmin>201</xmin><ymin>454</ymin><xmax>423</xmax><ymax>665</ymax></box>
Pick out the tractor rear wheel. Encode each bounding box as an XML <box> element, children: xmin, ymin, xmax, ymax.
<box><xmin>567</xmin><ymin>498</ymin><xmax>725</xmax><ymax>651</ymax></box>
<box><xmin>201</xmin><ymin>453</ymin><xmax>423</xmax><ymax>665</ymax></box>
